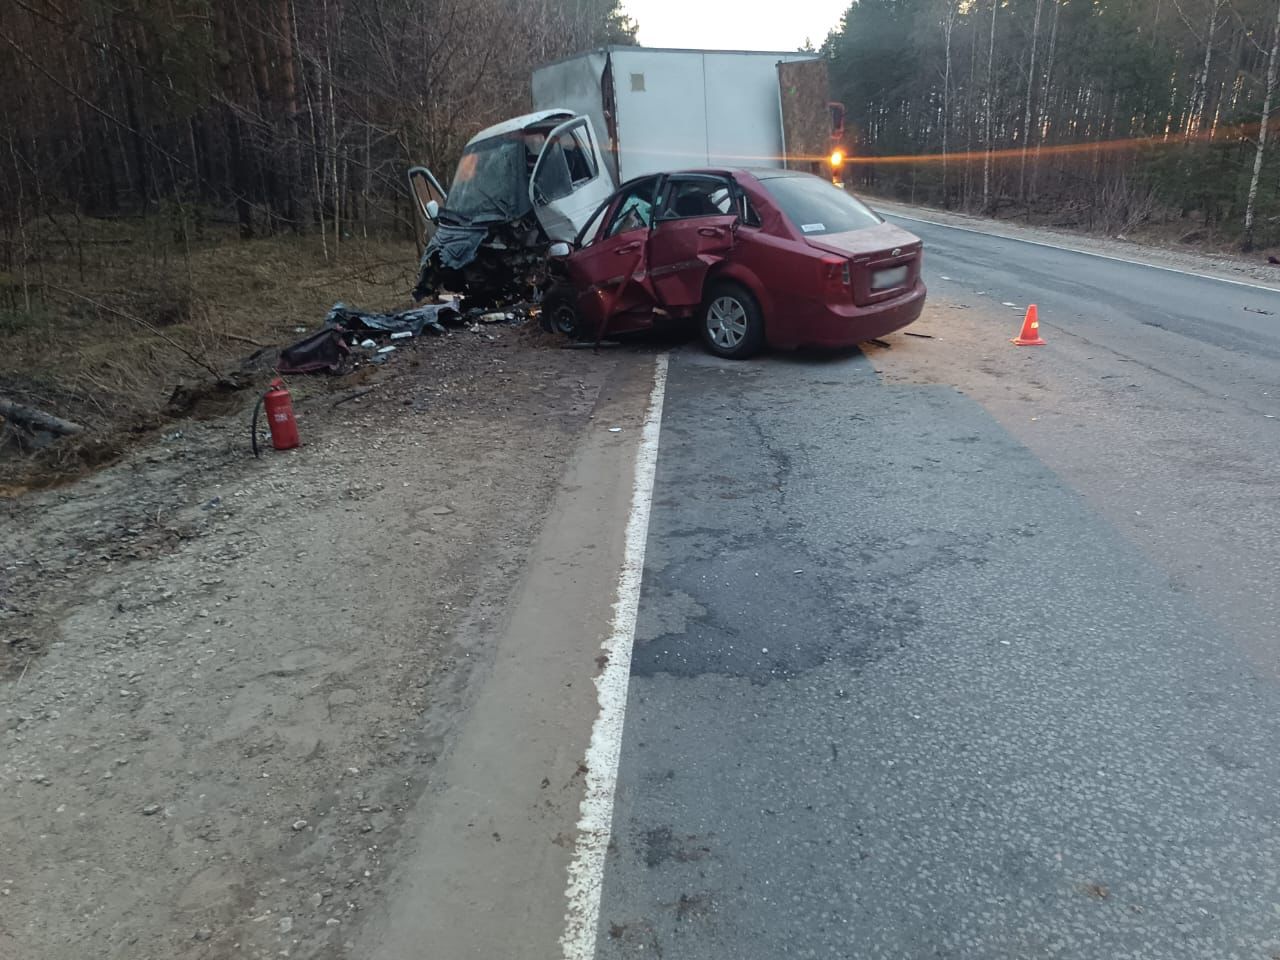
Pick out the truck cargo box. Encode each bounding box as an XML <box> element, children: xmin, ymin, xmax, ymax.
<box><xmin>533</xmin><ymin>46</ymin><xmax>818</xmax><ymax>183</ymax></box>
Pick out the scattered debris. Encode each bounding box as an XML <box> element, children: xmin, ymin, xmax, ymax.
<box><xmin>331</xmin><ymin>387</ymin><xmax>379</xmax><ymax>409</ymax></box>
<box><xmin>904</xmin><ymin>331</ymin><xmax>935</xmax><ymax>338</ymax></box>
<box><xmin>1244</xmin><ymin>306</ymin><xmax>1274</xmax><ymax>315</ymax></box>
<box><xmin>327</xmin><ymin>301</ymin><xmax>461</xmax><ymax>338</ymax></box>
<box><xmin>867</xmin><ymin>338</ymin><xmax>892</xmax><ymax>348</ymax></box>
<box><xmin>277</xmin><ymin>328</ymin><xmax>351</xmax><ymax>375</ymax></box>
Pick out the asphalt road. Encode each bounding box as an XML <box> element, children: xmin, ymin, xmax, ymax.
<box><xmin>592</xmin><ymin>221</ymin><xmax>1280</xmax><ymax>958</ymax></box>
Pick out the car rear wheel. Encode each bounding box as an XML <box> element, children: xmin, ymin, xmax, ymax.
<box><xmin>700</xmin><ymin>281</ymin><xmax>764</xmax><ymax>360</ymax></box>
<box><xmin>540</xmin><ymin>284</ymin><xmax>583</xmax><ymax>339</ymax></box>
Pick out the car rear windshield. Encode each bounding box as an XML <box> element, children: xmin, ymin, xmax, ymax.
<box><xmin>759</xmin><ymin>176</ymin><xmax>882</xmax><ymax>236</ymax></box>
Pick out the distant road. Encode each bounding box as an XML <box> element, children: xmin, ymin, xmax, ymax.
<box><xmin>880</xmin><ymin>206</ymin><xmax>1280</xmax><ymax>376</ymax></box>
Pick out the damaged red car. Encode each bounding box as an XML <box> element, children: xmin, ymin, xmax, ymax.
<box><xmin>543</xmin><ymin>168</ymin><xmax>926</xmax><ymax>359</ymax></box>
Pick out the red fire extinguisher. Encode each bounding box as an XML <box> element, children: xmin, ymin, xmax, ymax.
<box><xmin>252</xmin><ymin>378</ymin><xmax>300</xmax><ymax>456</ymax></box>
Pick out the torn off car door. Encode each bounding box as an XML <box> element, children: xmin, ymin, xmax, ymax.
<box><xmin>406</xmin><ymin>166</ymin><xmax>447</xmax><ymax>245</ymax></box>
<box><xmin>528</xmin><ymin>117</ymin><xmax>616</xmax><ymax>243</ymax></box>
<box><xmin>646</xmin><ymin>174</ymin><xmax>739</xmax><ymax>312</ymax></box>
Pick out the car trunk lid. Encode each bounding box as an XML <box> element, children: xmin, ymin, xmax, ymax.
<box><xmin>805</xmin><ymin>222</ymin><xmax>922</xmax><ymax>307</ymax></box>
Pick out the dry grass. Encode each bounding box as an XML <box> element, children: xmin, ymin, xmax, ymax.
<box><xmin>0</xmin><ymin>219</ymin><xmax>420</xmax><ymax>489</ymax></box>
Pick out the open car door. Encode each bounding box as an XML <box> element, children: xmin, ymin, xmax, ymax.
<box><xmin>562</xmin><ymin>176</ymin><xmax>661</xmax><ymax>338</ymax></box>
<box><xmin>646</xmin><ymin>174</ymin><xmax>739</xmax><ymax>312</ymax></box>
<box><xmin>406</xmin><ymin>166</ymin><xmax>448</xmax><ymax>245</ymax></box>
<box><xmin>529</xmin><ymin>117</ymin><xmax>616</xmax><ymax>243</ymax></box>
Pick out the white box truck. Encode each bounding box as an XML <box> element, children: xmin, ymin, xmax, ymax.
<box><xmin>408</xmin><ymin>47</ymin><xmax>844</xmax><ymax>304</ymax></box>
<box><xmin>532</xmin><ymin>46</ymin><xmax>822</xmax><ymax>183</ymax></box>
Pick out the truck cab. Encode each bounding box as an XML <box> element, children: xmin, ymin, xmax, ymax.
<box><xmin>408</xmin><ymin>109</ymin><xmax>614</xmax><ymax>305</ymax></box>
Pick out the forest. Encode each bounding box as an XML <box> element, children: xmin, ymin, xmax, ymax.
<box><xmin>826</xmin><ymin>0</ymin><xmax>1280</xmax><ymax>247</ymax></box>
<box><xmin>0</xmin><ymin>0</ymin><xmax>635</xmax><ymax>273</ymax></box>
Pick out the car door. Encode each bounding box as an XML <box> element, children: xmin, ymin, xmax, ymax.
<box><xmin>563</xmin><ymin>178</ymin><xmax>660</xmax><ymax>336</ymax></box>
<box><xmin>406</xmin><ymin>166</ymin><xmax>448</xmax><ymax>245</ymax></box>
<box><xmin>529</xmin><ymin>117</ymin><xmax>616</xmax><ymax>242</ymax></box>
<box><xmin>647</xmin><ymin>174</ymin><xmax>739</xmax><ymax>312</ymax></box>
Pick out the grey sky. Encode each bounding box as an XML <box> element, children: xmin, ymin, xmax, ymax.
<box><xmin>622</xmin><ymin>0</ymin><xmax>849</xmax><ymax>52</ymax></box>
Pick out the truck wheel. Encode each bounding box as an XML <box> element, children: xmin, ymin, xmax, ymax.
<box><xmin>700</xmin><ymin>281</ymin><xmax>764</xmax><ymax>359</ymax></box>
<box><xmin>541</xmin><ymin>285</ymin><xmax>583</xmax><ymax>339</ymax></box>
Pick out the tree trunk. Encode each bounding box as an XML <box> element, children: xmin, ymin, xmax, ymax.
<box><xmin>1019</xmin><ymin>0</ymin><xmax>1045</xmax><ymax>210</ymax></box>
<box><xmin>1032</xmin><ymin>0</ymin><xmax>1061</xmax><ymax>199</ymax></box>
<box><xmin>982</xmin><ymin>0</ymin><xmax>999</xmax><ymax>214</ymax></box>
<box><xmin>941</xmin><ymin>0</ymin><xmax>956</xmax><ymax>207</ymax></box>
<box><xmin>1189</xmin><ymin>0</ymin><xmax>1223</xmax><ymax>136</ymax></box>
<box><xmin>0</xmin><ymin>398</ymin><xmax>85</xmax><ymax>436</ymax></box>
<box><xmin>1243</xmin><ymin>0</ymin><xmax>1280</xmax><ymax>251</ymax></box>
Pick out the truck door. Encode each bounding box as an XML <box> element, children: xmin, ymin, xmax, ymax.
<box><xmin>646</xmin><ymin>175</ymin><xmax>738</xmax><ymax>312</ymax></box>
<box><xmin>406</xmin><ymin>166</ymin><xmax>448</xmax><ymax>244</ymax></box>
<box><xmin>529</xmin><ymin>117</ymin><xmax>616</xmax><ymax>242</ymax></box>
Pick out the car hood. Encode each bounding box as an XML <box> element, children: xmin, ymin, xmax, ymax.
<box><xmin>803</xmin><ymin>221</ymin><xmax>921</xmax><ymax>259</ymax></box>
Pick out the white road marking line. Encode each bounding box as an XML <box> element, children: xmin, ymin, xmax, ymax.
<box><xmin>560</xmin><ymin>352</ymin><xmax>669</xmax><ymax>960</ymax></box>
<box><xmin>882</xmin><ymin>210</ymin><xmax>1280</xmax><ymax>295</ymax></box>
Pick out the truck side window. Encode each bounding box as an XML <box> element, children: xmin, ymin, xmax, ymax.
<box><xmin>533</xmin><ymin>141</ymin><xmax>573</xmax><ymax>204</ymax></box>
<box><xmin>567</xmin><ymin>129</ymin><xmax>598</xmax><ymax>183</ymax></box>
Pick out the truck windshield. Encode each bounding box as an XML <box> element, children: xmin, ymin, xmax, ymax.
<box><xmin>443</xmin><ymin>134</ymin><xmax>535</xmax><ymax>224</ymax></box>
<box><xmin>759</xmin><ymin>176</ymin><xmax>882</xmax><ymax>236</ymax></box>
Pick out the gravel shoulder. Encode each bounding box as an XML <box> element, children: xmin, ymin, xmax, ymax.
<box><xmin>869</xmin><ymin>198</ymin><xmax>1280</xmax><ymax>291</ymax></box>
<box><xmin>0</xmin><ymin>326</ymin><xmax>642</xmax><ymax>960</ymax></box>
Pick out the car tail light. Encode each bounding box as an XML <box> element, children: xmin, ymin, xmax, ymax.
<box><xmin>820</xmin><ymin>256</ymin><xmax>851</xmax><ymax>301</ymax></box>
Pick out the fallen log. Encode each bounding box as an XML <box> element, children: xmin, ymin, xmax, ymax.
<box><xmin>0</xmin><ymin>398</ymin><xmax>85</xmax><ymax>436</ymax></box>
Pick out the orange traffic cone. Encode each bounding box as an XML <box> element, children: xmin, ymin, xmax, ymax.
<box><xmin>1012</xmin><ymin>304</ymin><xmax>1046</xmax><ymax>346</ymax></box>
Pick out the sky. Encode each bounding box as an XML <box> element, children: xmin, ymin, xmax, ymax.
<box><xmin>622</xmin><ymin>0</ymin><xmax>850</xmax><ymax>52</ymax></box>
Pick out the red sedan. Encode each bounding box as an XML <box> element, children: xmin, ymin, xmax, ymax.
<box><xmin>544</xmin><ymin>168</ymin><xmax>926</xmax><ymax>359</ymax></box>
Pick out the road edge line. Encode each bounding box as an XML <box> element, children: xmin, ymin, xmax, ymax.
<box><xmin>881</xmin><ymin>208</ymin><xmax>1280</xmax><ymax>294</ymax></box>
<box><xmin>560</xmin><ymin>351</ymin><xmax>669</xmax><ymax>960</ymax></box>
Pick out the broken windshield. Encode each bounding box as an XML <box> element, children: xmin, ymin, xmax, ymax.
<box><xmin>443</xmin><ymin>134</ymin><xmax>536</xmax><ymax>224</ymax></box>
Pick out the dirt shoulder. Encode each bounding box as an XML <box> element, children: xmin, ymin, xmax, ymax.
<box><xmin>0</xmin><ymin>325</ymin><xmax>645</xmax><ymax>960</ymax></box>
<box><xmin>868</xmin><ymin>197</ymin><xmax>1280</xmax><ymax>291</ymax></box>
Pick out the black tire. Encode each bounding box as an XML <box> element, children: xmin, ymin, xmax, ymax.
<box><xmin>699</xmin><ymin>281</ymin><xmax>764</xmax><ymax>359</ymax></box>
<box><xmin>540</xmin><ymin>284</ymin><xmax>584</xmax><ymax>339</ymax></box>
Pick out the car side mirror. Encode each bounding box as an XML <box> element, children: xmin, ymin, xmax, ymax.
<box><xmin>548</xmin><ymin>241</ymin><xmax>572</xmax><ymax>259</ymax></box>
<box><xmin>424</xmin><ymin>199</ymin><xmax>440</xmax><ymax>222</ymax></box>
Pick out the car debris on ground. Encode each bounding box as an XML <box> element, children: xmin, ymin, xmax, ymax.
<box><xmin>276</xmin><ymin>299</ymin><xmax>535</xmax><ymax>375</ymax></box>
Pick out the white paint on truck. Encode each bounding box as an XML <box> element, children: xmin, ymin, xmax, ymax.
<box><xmin>533</xmin><ymin>46</ymin><xmax>817</xmax><ymax>183</ymax></box>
